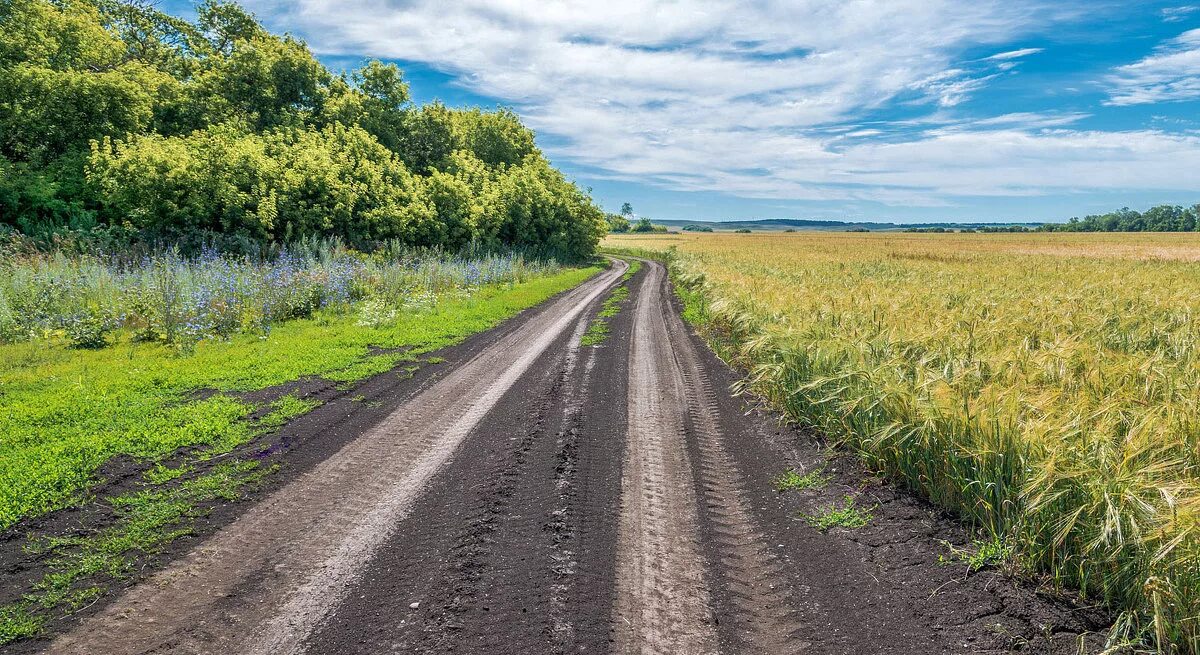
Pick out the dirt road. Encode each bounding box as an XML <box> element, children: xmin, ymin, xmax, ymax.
<box><xmin>26</xmin><ymin>258</ymin><xmax>1107</xmax><ymax>654</ymax></box>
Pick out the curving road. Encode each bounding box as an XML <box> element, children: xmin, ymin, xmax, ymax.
<box><xmin>31</xmin><ymin>258</ymin><xmax>1105</xmax><ymax>655</ymax></box>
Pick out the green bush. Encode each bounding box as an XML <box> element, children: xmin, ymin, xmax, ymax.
<box><xmin>0</xmin><ymin>0</ymin><xmax>604</xmax><ymax>260</ymax></box>
<box><xmin>65</xmin><ymin>307</ymin><xmax>115</xmax><ymax>349</ymax></box>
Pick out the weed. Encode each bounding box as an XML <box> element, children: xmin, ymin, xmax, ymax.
<box><xmin>144</xmin><ymin>463</ymin><xmax>191</xmax><ymax>485</ymax></box>
<box><xmin>804</xmin><ymin>495</ymin><xmax>874</xmax><ymax>531</ymax></box>
<box><xmin>773</xmin><ymin>468</ymin><xmax>829</xmax><ymax>492</ymax></box>
<box><xmin>580</xmin><ymin>282</ymin><xmax>631</xmax><ymax>347</ymax></box>
<box><xmin>259</xmin><ymin>395</ymin><xmax>321</xmax><ymax>429</ymax></box>
<box><xmin>939</xmin><ymin>536</ymin><xmax>1011</xmax><ymax>573</ymax></box>
<box><xmin>0</xmin><ymin>460</ymin><xmax>275</xmax><ymax>644</ymax></box>
<box><xmin>0</xmin><ymin>604</ymin><xmax>41</xmax><ymax>644</ymax></box>
<box><xmin>621</xmin><ymin>258</ymin><xmax>642</xmax><ymax>281</ymax></box>
<box><xmin>580</xmin><ymin>320</ymin><xmax>611</xmax><ymax>347</ymax></box>
<box><xmin>0</xmin><ymin>244</ymin><xmax>566</xmax><ymax>349</ymax></box>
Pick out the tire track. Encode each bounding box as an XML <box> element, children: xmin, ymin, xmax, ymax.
<box><xmin>615</xmin><ymin>258</ymin><xmax>806</xmax><ymax>655</ymax></box>
<box><xmin>293</xmin><ymin>264</ymin><xmax>637</xmax><ymax>655</ymax></box>
<box><xmin>546</xmin><ymin>310</ymin><xmax>601</xmax><ymax>646</ymax></box>
<box><xmin>663</xmin><ymin>283</ymin><xmax>808</xmax><ymax>654</ymax></box>
<box><xmin>419</xmin><ymin>308</ymin><xmax>592</xmax><ymax>653</ymax></box>
<box><xmin>43</xmin><ymin>260</ymin><xmax>627</xmax><ymax>655</ymax></box>
<box><xmin>614</xmin><ymin>260</ymin><xmax>719</xmax><ymax>655</ymax></box>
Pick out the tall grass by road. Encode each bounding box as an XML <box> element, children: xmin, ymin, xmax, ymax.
<box><xmin>0</xmin><ymin>240</ymin><xmax>560</xmax><ymax>349</ymax></box>
<box><xmin>607</xmin><ymin>231</ymin><xmax>1200</xmax><ymax>653</ymax></box>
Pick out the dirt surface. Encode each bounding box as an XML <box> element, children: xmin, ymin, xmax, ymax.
<box><xmin>9</xmin><ymin>258</ymin><xmax>1113</xmax><ymax>655</ymax></box>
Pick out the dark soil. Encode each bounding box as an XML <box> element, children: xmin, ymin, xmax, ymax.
<box><xmin>666</xmin><ymin>270</ymin><xmax>1113</xmax><ymax>655</ymax></box>
<box><xmin>0</xmin><ymin>280</ymin><xmax>590</xmax><ymax>654</ymax></box>
<box><xmin>299</xmin><ymin>264</ymin><xmax>642</xmax><ymax>654</ymax></box>
<box><xmin>2</xmin><ymin>259</ymin><xmax>1116</xmax><ymax>654</ymax></box>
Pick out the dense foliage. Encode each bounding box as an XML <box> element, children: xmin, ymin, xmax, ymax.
<box><xmin>926</xmin><ymin>205</ymin><xmax>1200</xmax><ymax>234</ymax></box>
<box><xmin>0</xmin><ymin>0</ymin><xmax>604</xmax><ymax>259</ymax></box>
<box><xmin>605</xmin><ymin>213</ymin><xmax>630</xmax><ymax>233</ymax></box>
<box><xmin>1045</xmin><ymin>204</ymin><xmax>1200</xmax><ymax>232</ymax></box>
<box><xmin>631</xmin><ymin>218</ymin><xmax>668</xmax><ymax>233</ymax></box>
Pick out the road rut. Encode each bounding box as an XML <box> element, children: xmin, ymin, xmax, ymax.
<box><xmin>44</xmin><ymin>260</ymin><xmax>627</xmax><ymax>655</ymax></box>
<box><xmin>24</xmin><ymin>257</ymin><xmax>1110</xmax><ymax>655</ymax></box>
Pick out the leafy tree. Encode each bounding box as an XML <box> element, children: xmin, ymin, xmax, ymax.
<box><xmin>418</xmin><ymin>169</ymin><xmax>481</xmax><ymax>249</ymax></box>
<box><xmin>343</xmin><ymin>60</ymin><xmax>410</xmax><ymax>151</ymax></box>
<box><xmin>620</xmin><ymin>202</ymin><xmax>633</xmax><ymax>217</ymax></box>
<box><xmin>484</xmin><ymin>158</ymin><xmax>605</xmax><ymax>257</ymax></box>
<box><xmin>0</xmin><ymin>0</ymin><xmax>605</xmax><ymax>259</ymax></box>
<box><xmin>0</xmin><ymin>156</ymin><xmax>95</xmax><ymax>235</ymax></box>
<box><xmin>185</xmin><ymin>32</ymin><xmax>329</xmax><ymax>130</ymax></box>
<box><xmin>605</xmin><ymin>213</ymin><xmax>630</xmax><ymax>233</ymax></box>
<box><xmin>195</xmin><ymin>0</ymin><xmax>263</xmax><ymax>55</ymax></box>
<box><xmin>87</xmin><ymin>123</ymin><xmax>421</xmax><ymax>243</ymax></box>
<box><xmin>0</xmin><ymin>0</ymin><xmax>170</xmax><ymax>162</ymax></box>
<box><xmin>631</xmin><ymin>218</ymin><xmax>666</xmax><ymax>233</ymax></box>
<box><xmin>395</xmin><ymin>102</ymin><xmax>456</xmax><ymax>173</ymax></box>
<box><xmin>1039</xmin><ymin>204</ymin><xmax>1200</xmax><ymax>233</ymax></box>
<box><xmin>454</xmin><ymin>108</ymin><xmax>537</xmax><ymax>167</ymax></box>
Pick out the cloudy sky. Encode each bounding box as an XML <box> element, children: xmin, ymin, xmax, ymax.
<box><xmin>171</xmin><ymin>1</ymin><xmax>1200</xmax><ymax>223</ymax></box>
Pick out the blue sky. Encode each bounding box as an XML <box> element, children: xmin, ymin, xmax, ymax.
<box><xmin>171</xmin><ymin>1</ymin><xmax>1200</xmax><ymax>223</ymax></box>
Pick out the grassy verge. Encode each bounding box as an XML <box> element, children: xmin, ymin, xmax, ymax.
<box><xmin>579</xmin><ymin>258</ymin><xmax>640</xmax><ymax>347</ymax></box>
<box><xmin>0</xmin><ymin>265</ymin><xmax>600</xmax><ymax>529</ymax></box>
<box><xmin>0</xmin><ymin>263</ymin><xmax>600</xmax><ymax>644</ymax></box>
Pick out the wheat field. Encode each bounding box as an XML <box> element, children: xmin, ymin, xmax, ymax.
<box><xmin>606</xmin><ymin>231</ymin><xmax>1200</xmax><ymax>652</ymax></box>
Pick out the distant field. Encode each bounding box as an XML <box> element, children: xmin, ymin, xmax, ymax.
<box><xmin>653</xmin><ymin>218</ymin><xmax>1045</xmax><ymax>232</ymax></box>
<box><xmin>606</xmin><ymin>231</ymin><xmax>1200</xmax><ymax>650</ymax></box>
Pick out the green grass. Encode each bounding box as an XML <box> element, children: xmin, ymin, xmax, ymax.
<box><xmin>580</xmin><ymin>286</ymin><xmax>628</xmax><ymax>346</ymax></box>
<box><xmin>1</xmin><ymin>459</ymin><xmax>276</xmax><ymax>643</ymax></box>
<box><xmin>0</xmin><ymin>265</ymin><xmax>600</xmax><ymax>531</ymax></box>
<box><xmin>579</xmin><ymin>319</ymin><xmax>611</xmax><ymax>347</ymax></box>
<box><xmin>804</xmin><ymin>495</ymin><xmax>874</xmax><ymax>531</ymax></box>
<box><xmin>0</xmin><ymin>264</ymin><xmax>600</xmax><ymax>644</ymax></box>
<box><xmin>579</xmin><ymin>259</ymin><xmax>638</xmax><ymax>347</ymax></box>
<box><xmin>621</xmin><ymin>258</ymin><xmax>643</xmax><ymax>281</ymax></box>
<box><xmin>939</xmin><ymin>537</ymin><xmax>1012</xmax><ymax>573</ymax></box>
<box><xmin>773</xmin><ymin>468</ymin><xmax>830</xmax><ymax>492</ymax></box>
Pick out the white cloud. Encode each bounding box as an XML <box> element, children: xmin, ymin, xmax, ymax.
<box><xmin>984</xmin><ymin>47</ymin><xmax>1044</xmax><ymax>60</ymax></box>
<box><xmin>1106</xmin><ymin>29</ymin><xmax>1200</xmax><ymax>105</ymax></box>
<box><xmin>1162</xmin><ymin>6</ymin><xmax>1199</xmax><ymax>22</ymax></box>
<box><xmin>244</xmin><ymin>0</ymin><xmax>1200</xmax><ymax>207</ymax></box>
<box><xmin>965</xmin><ymin>111</ymin><xmax>1089</xmax><ymax>128</ymax></box>
<box><xmin>842</xmin><ymin>129</ymin><xmax>884</xmax><ymax>137</ymax></box>
<box><xmin>908</xmin><ymin>69</ymin><xmax>1000</xmax><ymax>107</ymax></box>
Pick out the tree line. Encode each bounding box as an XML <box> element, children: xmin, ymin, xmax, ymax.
<box><xmin>0</xmin><ymin>0</ymin><xmax>605</xmax><ymax>259</ymax></box>
<box><xmin>910</xmin><ymin>205</ymin><xmax>1200</xmax><ymax>234</ymax></box>
<box><xmin>604</xmin><ymin>203</ymin><xmax>667</xmax><ymax>233</ymax></box>
<box><xmin>1039</xmin><ymin>204</ymin><xmax>1200</xmax><ymax>232</ymax></box>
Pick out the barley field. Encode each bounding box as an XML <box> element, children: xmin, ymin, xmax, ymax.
<box><xmin>606</xmin><ymin>231</ymin><xmax>1200</xmax><ymax>652</ymax></box>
